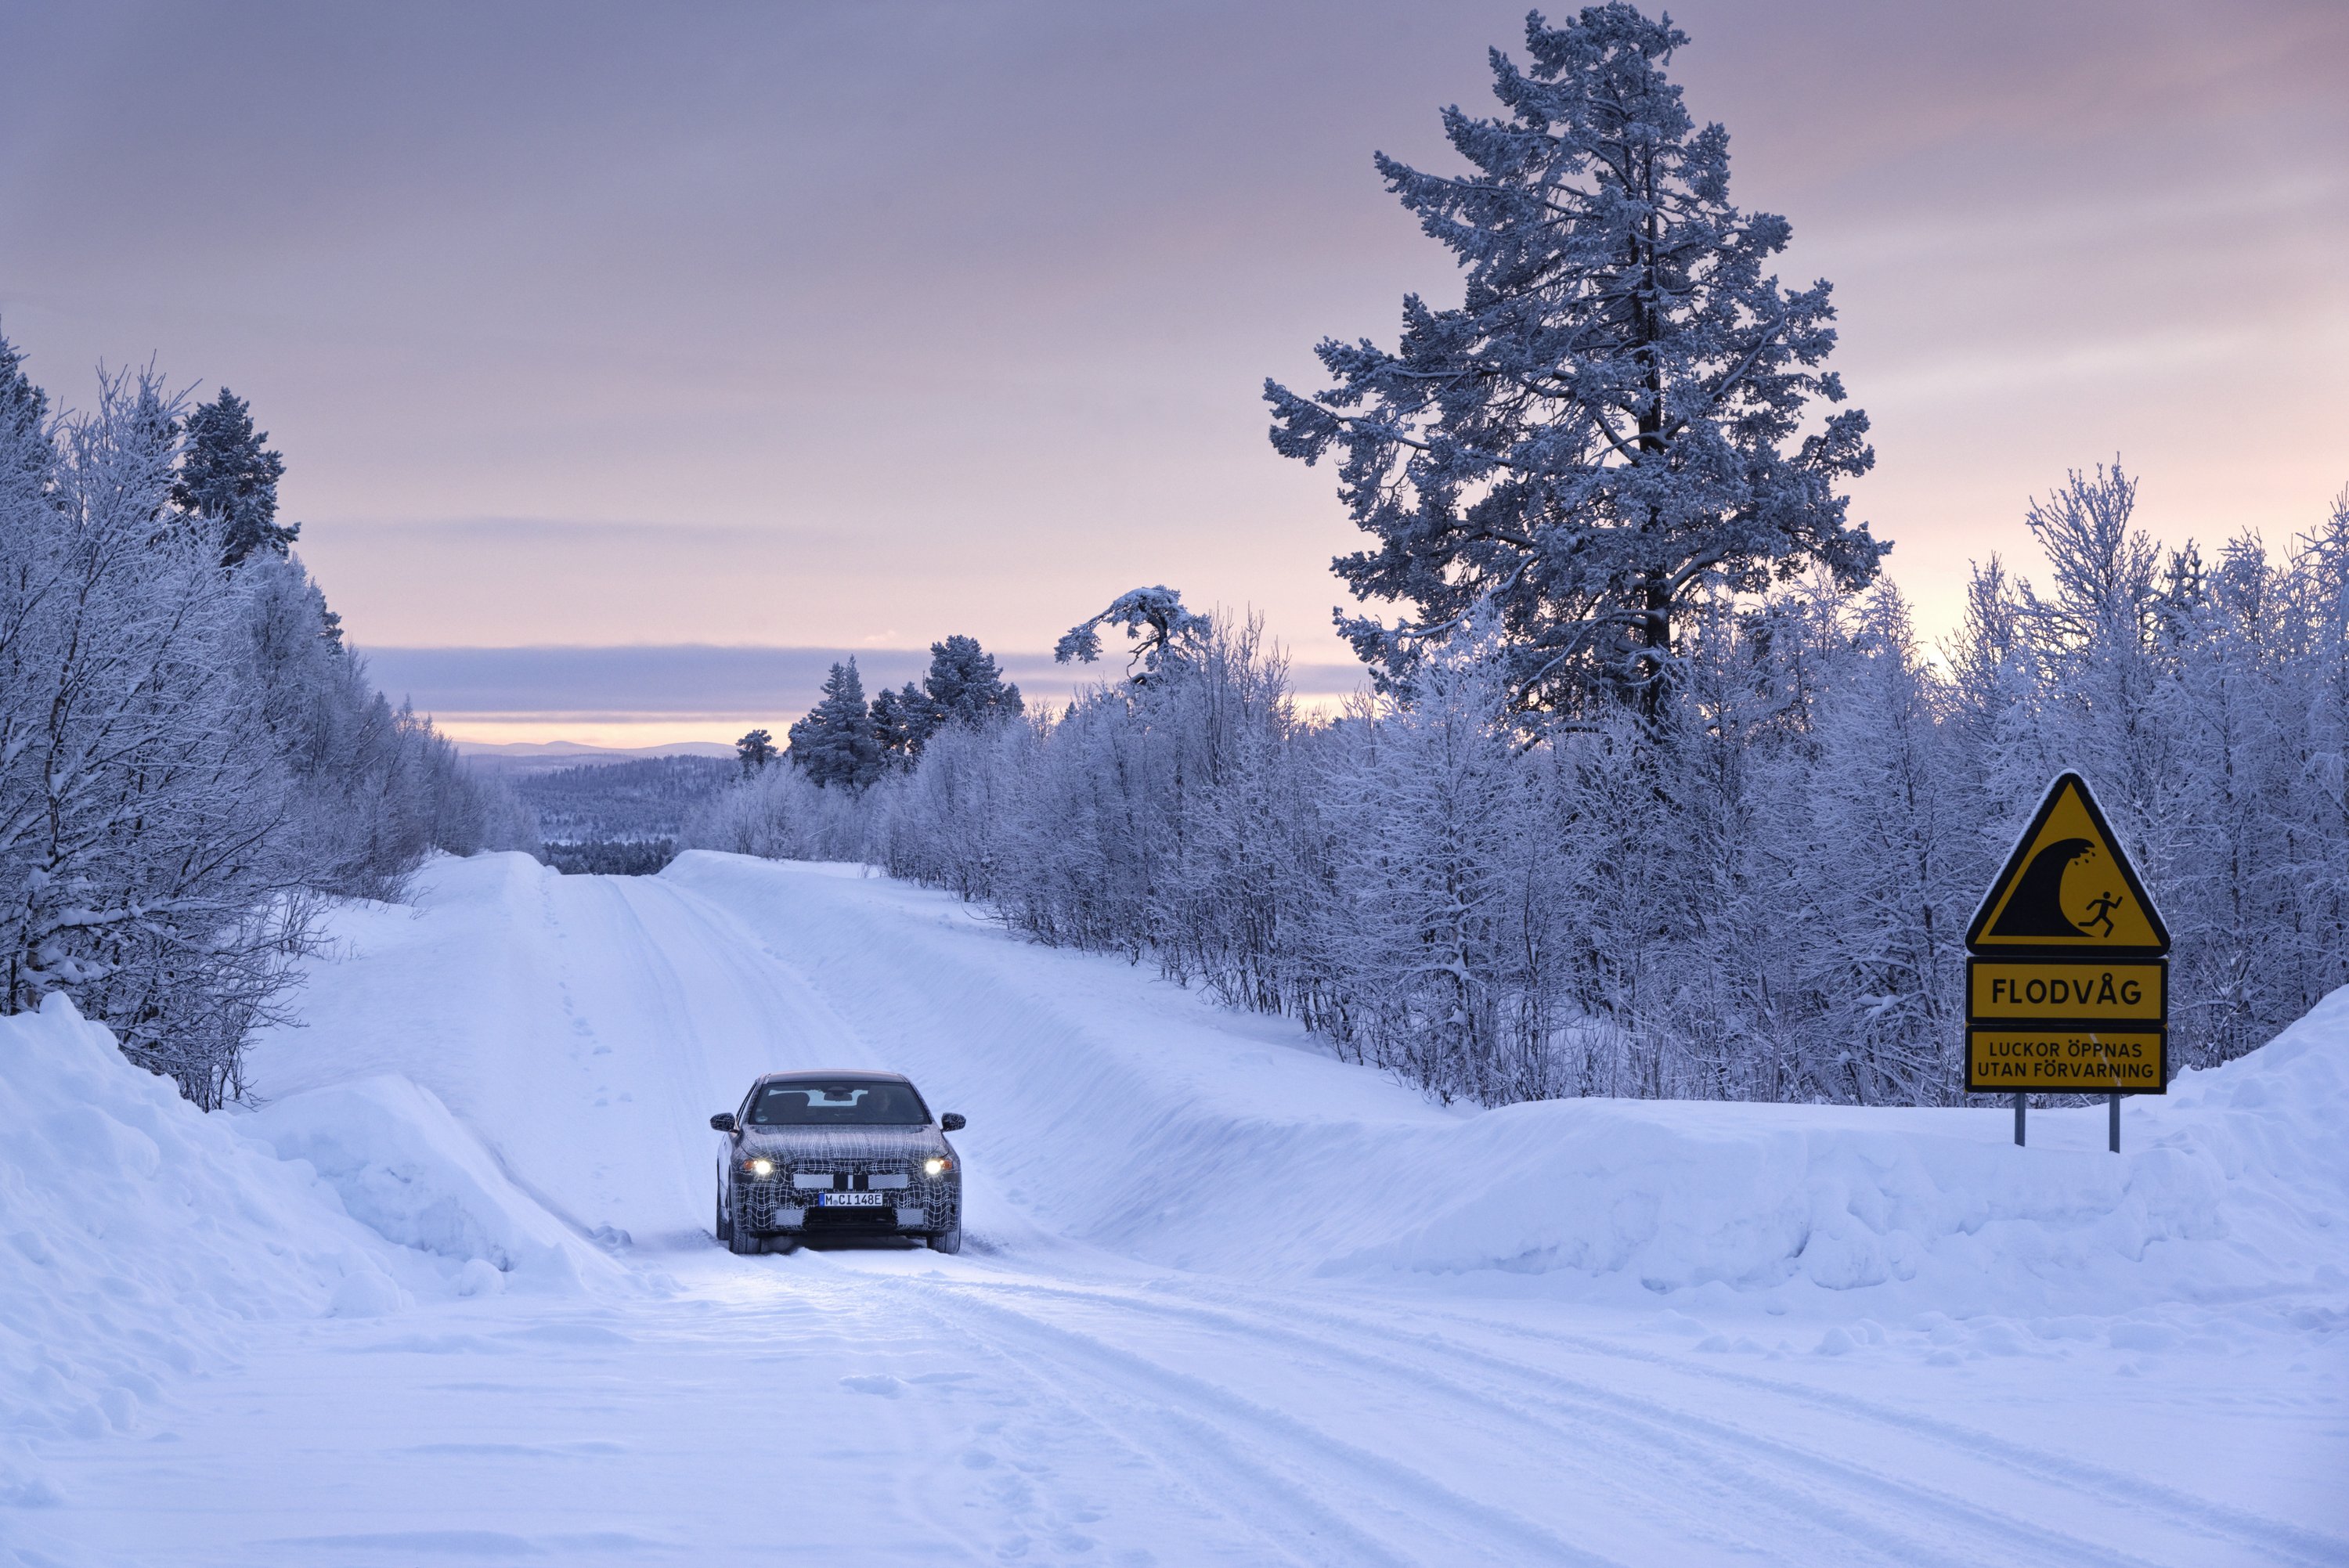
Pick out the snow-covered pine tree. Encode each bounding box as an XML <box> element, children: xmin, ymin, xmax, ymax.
<box><xmin>869</xmin><ymin>683</ymin><xmax>929</xmax><ymax>768</ymax></box>
<box><xmin>0</xmin><ymin>335</ymin><xmax>528</xmax><ymax>1101</ymax></box>
<box><xmin>172</xmin><ymin>387</ymin><xmax>298</xmax><ymax>565</ymax></box>
<box><xmin>0</xmin><ymin>326</ymin><xmax>52</xmax><ymax>499</ymax></box>
<box><xmin>788</xmin><ymin>660</ymin><xmax>884</xmax><ymax>789</ymax></box>
<box><xmin>924</xmin><ymin>635</ymin><xmax>1023</xmax><ymax>727</ymax></box>
<box><xmin>1266</xmin><ymin>3</ymin><xmax>1882</xmax><ymax>722</ymax></box>
<box><xmin>1055</xmin><ymin>587</ymin><xmax>1207</xmax><ymax>683</ymax></box>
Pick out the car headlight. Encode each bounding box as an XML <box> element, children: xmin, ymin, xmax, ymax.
<box><xmin>743</xmin><ymin>1157</ymin><xmax>776</xmax><ymax>1179</ymax></box>
<box><xmin>923</xmin><ymin>1156</ymin><xmax>951</xmax><ymax>1177</ymax></box>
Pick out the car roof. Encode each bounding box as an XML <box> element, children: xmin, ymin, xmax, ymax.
<box><xmin>750</xmin><ymin>1070</ymin><xmax>915</xmax><ymax>1087</ymax></box>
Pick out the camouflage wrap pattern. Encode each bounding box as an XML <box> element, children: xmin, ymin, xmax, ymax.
<box><xmin>731</xmin><ymin>1123</ymin><xmax>961</xmax><ymax>1235</ymax></box>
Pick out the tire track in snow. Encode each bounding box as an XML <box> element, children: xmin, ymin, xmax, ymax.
<box><xmin>875</xmin><ymin>1272</ymin><xmax>1626</xmax><ymax>1568</ymax></box>
<box><xmin>1240</xmin><ymin>1289</ymin><xmax>2347</xmax><ymax>1568</ymax></box>
<box><xmin>760</xmin><ymin>1257</ymin><xmax>1344</xmax><ymax>1566</ymax></box>
<box><xmin>913</xmin><ymin>1274</ymin><xmax>2178</xmax><ymax>1568</ymax></box>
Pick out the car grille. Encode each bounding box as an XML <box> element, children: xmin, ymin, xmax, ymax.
<box><xmin>787</xmin><ymin>1162</ymin><xmax>911</xmax><ymax>1191</ymax></box>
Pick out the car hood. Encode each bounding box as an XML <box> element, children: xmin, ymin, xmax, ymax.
<box><xmin>736</xmin><ymin>1124</ymin><xmax>949</xmax><ymax>1161</ymax></box>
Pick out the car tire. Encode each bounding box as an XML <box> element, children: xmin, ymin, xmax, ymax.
<box><xmin>715</xmin><ymin>1187</ymin><xmax>734</xmax><ymax>1247</ymax></box>
<box><xmin>927</xmin><ymin>1224</ymin><xmax>962</xmax><ymax>1255</ymax></box>
<box><xmin>723</xmin><ymin>1186</ymin><xmax>757</xmax><ymax>1256</ymax></box>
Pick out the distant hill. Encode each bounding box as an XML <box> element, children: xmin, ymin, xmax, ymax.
<box><xmin>460</xmin><ymin>740</ymin><xmax>735</xmax><ymax>781</ymax></box>
<box><xmin>508</xmin><ymin>755</ymin><xmax>734</xmax><ymax>845</ymax></box>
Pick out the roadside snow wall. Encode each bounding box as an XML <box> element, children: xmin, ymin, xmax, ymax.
<box><xmin>0</xmin><ymin>993</ymin><xmax>604</xmax><ymax>1500</ymax></box>
<box><xmin>0</xmin><ymin>996</ymin><xmax>404</xmax><ymax>1505</ymax></box>
<box><xmin>1312</xmin><ymin>989</ymin><xmax>2349</xmax><ymax>1319</ymax></box>
<box><xmin>244</xmin><ymin>1075</ymin><xmax>600</xmax><ymax>1292</ymax></box>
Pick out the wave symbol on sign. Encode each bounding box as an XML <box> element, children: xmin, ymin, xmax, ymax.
<box><xmin>1985</xmin><ymin>838</ymin><xmax>2123</xmax><ymax>939</ymax></box>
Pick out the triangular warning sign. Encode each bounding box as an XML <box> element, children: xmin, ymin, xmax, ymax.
<box><xmin>1967</xmin><ymin>773</ymin><xmax>2169</xmax><ymax>955</ymax></box>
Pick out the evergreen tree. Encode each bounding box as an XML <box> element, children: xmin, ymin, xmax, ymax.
<box><xmin>869</xmin><ymin>682</ymin><xmax>930</xmax><ymax>768</ymax></box>
<box><xmin>1266</xmin><ymin>4</ymin><xmax>1881</xmax><ymax>722</ymax></box>
<box><xmin>172</xmin><ymin>387</ymin><xmax>298</xmax><ymax>565</ymax></box>
<box><xmin>0</xmin><ymin>327</ymin><xmax>52</xmax><ymax>505</ymax></box>
<box><xmin>923</xmin><ymin>635</ymin><xmax>1023</xmax><ymax>726</ymax></box>
<box><xmin>787</xmin><ymin>660</ymin><xmax>884</xmax><ymax>789</ymax></box>
<box><xmin>1055</xmin><ymin>587</ymin><xmax>1207</xmax><ymax>683</ymax></box>
<box><xmin>736</xmin><ymin>727</ymin><xmax>778</xmax><ymax>776</ymax></box>
<box><xmin>866</xmin><ymin>636</ymin><xmax>1026</xmax><ymax>770</ymax></box>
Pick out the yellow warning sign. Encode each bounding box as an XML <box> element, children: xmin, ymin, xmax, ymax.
<box><xmin>1966</xmin><ymin>1029</ymin><xmax>2166</xmax><ymax>1093</ymax></box>
<box><xmin>1968</xmin><ymin>960</ymin><xmax>2163</xmax><ymax>1024</ymax></box>
<box><xmin>1965</xmin><ymin>773</ymin><xmax>2170</xmax><ymax>957</ymax></box>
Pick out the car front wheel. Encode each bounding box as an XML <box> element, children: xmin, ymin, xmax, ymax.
<box><xmin>927</xmin><ymin>1223</ymin><xmax>962</xmax><ymax>1255</ymax></box>
<box><xmin>723</xmin><ymin>1185</ymin><xmax>756</xmax><ymax>1255</ymax></box>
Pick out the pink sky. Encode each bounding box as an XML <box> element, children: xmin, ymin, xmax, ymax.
<box><xmin>4</xmin><ymin>0</ymin><xmax>2342</xmax><ymax>744</ymax></box>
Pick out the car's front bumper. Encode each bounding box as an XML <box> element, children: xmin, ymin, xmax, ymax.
<box><xmin>757</xmin><ymin>1203</ymin><xmax>928</xmax><ymax>1231</ymax></box>
<box><xmin>735</xmin><ymin>1181</ymin><xmax>958</xmax><ymax>1235</ymax></box>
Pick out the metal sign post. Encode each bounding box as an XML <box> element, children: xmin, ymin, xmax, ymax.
<box><xmin>1964</xmin><ymin>773</ymin><xmax>2173</xmax><ymax>1149</ymax></box>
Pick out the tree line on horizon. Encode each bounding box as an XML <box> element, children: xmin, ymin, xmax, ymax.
<box><xmin>683</xmin><ymin>6</ymin><xmax>2349</xmax><ymax>1108</ymax></box>
<box><xmin>733</xmin><ymin>635</ymin><xmax>1025</xmax><ymax>791</ymax></box>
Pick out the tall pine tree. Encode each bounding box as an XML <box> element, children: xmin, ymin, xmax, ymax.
<box><xmin>787</xmin><ymin>660</ymin><xmax>883</xmax><ymax>789</ymax></box>
<box><xmin>924</xmin><ymin>635</ymin><xmax>1023</xmax><ymax>726</ymax></box>
<box><xmin>173</xmin><ymin>387</ymin><xmax>298</xmax><ymax>565</ymax></box>
<box><xmin>0</xmin><ymin>328</ymin><xmax>52</xmax><ymax>505</ymax></box>
<box><xmin>1266</xmin><ymin>4</ymin><xmax>1882</xmax><ymax>723</ymax></box>
<box><xmin>736</xmin><ymin>728</ymin><xmax>778</xmax><ymax>776</ymax></box>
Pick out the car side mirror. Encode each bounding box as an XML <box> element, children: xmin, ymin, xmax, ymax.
<box><xmin>709</xmin><ymin>1112</ymin><xmax>737</xmax><ymax>1132</ymax></box>
<box><xmin>940</xmin><ymin>1112</ymin><xmax>966</xmax><ymax>1132</ymax></box>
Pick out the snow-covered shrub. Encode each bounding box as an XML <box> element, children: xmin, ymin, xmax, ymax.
<box><xmin>682</xmin><ymin>756</ymin><xmax>871</xmax><ymax>862</ymax></box>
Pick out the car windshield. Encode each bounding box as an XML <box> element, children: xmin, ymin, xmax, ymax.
<box><xmin>746</xmin><ymin>1081</ymin><xmax>929</xmax><ymax>1126</ymax></box>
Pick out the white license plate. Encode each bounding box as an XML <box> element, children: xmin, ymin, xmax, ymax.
<box><xmin>820</xmin><ymin>1191</ymin><xmax>885</xmax><ymax>1207</ymax></box>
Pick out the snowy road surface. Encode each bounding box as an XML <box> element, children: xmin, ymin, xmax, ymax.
<box><xmin>9</xmin><ymin>854</ymin><xmax>2346</xmax><ymax>1566</ymax></box>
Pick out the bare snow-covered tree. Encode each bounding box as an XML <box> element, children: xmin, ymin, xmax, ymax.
<box><xmin>0</xmin><ymin>368</ymin><xmax>307</xmax><ymax>1106</ymax></box>
<box><xmin>0</xmin><ymin>334</ymin><xmax>534</xmax><ymax>1104</ymax></box>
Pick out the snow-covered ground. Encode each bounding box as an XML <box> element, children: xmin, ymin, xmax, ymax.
<box><xmin>5</xmin><ymin>851</ymin><xmax>2344</xmax><ymax>1566</ymax></box>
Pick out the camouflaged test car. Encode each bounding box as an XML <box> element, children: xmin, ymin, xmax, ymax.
<box><xmin>711</xmin><ymin>1072</ymin><xmax>965</xmax><ymax>1254</ymax></box>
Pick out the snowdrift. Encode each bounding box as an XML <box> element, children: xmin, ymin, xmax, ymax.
<box><xmin>0</xmin><ymin>997</ymin><xmax>392</xmax><ymax>1507</ymax></box>
<box><xmin>247</xmin><ymin>1076</ymin><xmax>608</xmax><ymax>1294</ymax></box>
<box><xmin>1309</xmin><ymin>1017</ymin><xmax>2344</xmax><ymax>1316</ymax></box>
<box><xmin>0</xmin><ymin>991</ymin><xmax>609</xmax><ymax>1487</ymax></box>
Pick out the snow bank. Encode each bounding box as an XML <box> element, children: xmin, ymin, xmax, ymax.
<box><xmin>245</xmin><ymin>1076</ymin><xmax>607</xmax><ymax>1292</ymax></box>
<box><xmin>1318</xmin><ymin>986</ymin><xmax>2349</xmax><ymax>1318</ymax></box>
<box><xmin>0</xmin><ymin>989</ymin><xmax>615</xmax><ymax>1494</ymax></box>
<box><xmin>0</xmin><ymin>995</ymin><xmax>406</xmax><ymax>1505</ymax></box>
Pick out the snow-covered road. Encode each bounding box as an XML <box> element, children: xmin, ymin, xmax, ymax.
<box><xmin>12</xmin><ymin>855</ymin><xmax>2346</xmax><ymax>1566</ymax></box>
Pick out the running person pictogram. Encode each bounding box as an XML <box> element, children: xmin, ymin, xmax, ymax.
<box><xmin>2078</xmin><ymin>890</ymin><xmax>2125</xmax><ymax>939</ymax></box>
